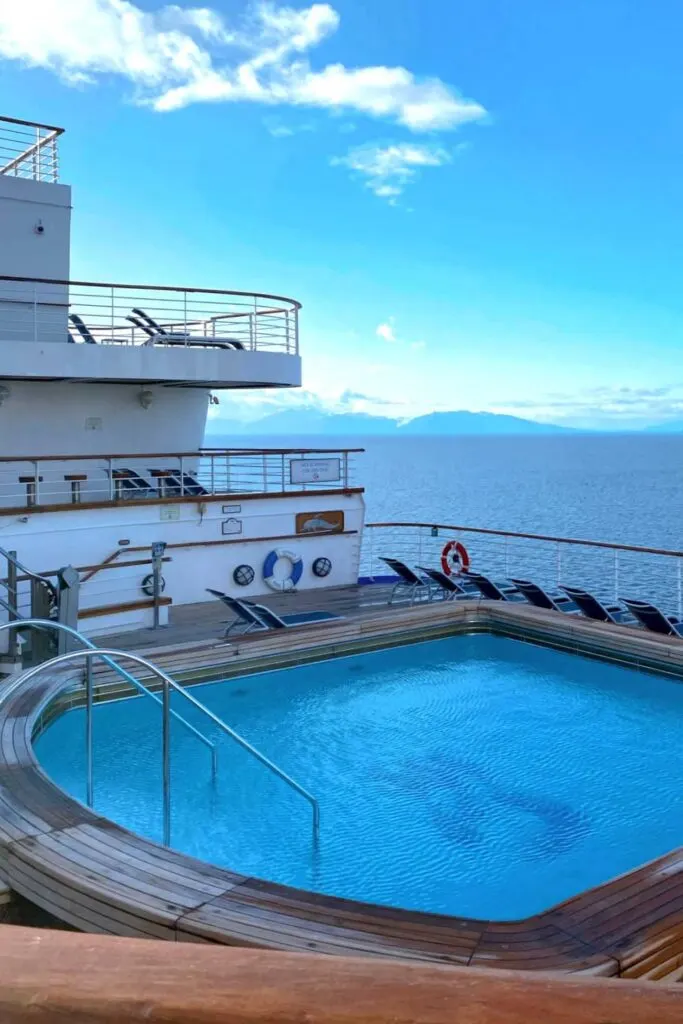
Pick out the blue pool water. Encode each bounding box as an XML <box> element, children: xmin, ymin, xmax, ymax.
<box><xmin>36</xmin><ymin>634</ymin><xmax>683</xmax><ymax>920</ymax></box>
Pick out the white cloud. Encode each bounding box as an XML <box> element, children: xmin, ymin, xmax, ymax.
<box><xmin>265</xmin><ymin>118</ymin><xmax>315</xmax><ymax>136</ymax></box>
<box><xmin>0</xmin><ymin>1</ymin><xmax>487</xmax><ymax>132</ymax></box>
<box><xmin>376</xmin><ymin>320</ymin><xmax>396</xmax><ymax>342</ymax></box>
<box><xmin>333</xmin><ymin>142</ymin><xmax>451</xmax><ymax>202</ymax></box>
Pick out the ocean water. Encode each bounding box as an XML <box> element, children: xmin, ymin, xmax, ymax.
<box><xmin>232</xmin><ymin>433</ymin><xmax>683</xmax><ymax>549</ymax></box>
<box><xmin>36</xmin><ymin>632</ymin><xmax>683</xmax><ymax>919</ymax></box>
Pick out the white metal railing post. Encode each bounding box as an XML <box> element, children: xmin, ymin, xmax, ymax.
<box><xmin>262</xmin><ymin>454</ymin><xmax>267</xmax><ymax>492</ymax></box>
<box><xmin>107</xmin><ymin>458</ymin><xmax>114</xmax><ymax>501</ymax></box>
<box><xmin>179</xmin><ymin>456</ymin><xmax>185</xmax><ymax>496</ymax></box>
<box><xmin>86</xmin><ymin>658</ymin><xmax>94</xmax><ymax>807</ymax></box>
<box><xmin>343</xmin><ymin>452</ymin><xmax>349</xmax><ymax>488</ymax></box>
<box><xmin>504</xmin><ymin>535</ymin><xmax>509</xmax><ymax>577</ymax></box>
<box><xmin>556</xmin><ymin>542</ymin><xmax>562</xmax><ymax>586</ymax></box>
<box><xmin>614</xmin><ymin>550</ymin><xmax>620</xmax><ymax>603</ymax></box>
<box><xmin>253</xmin><ymin>297</ymin><xmax>258</xmax><ymax>349</ymax></box>
<box><xmin>677</xmin><ymin>560</ymin><xmax>682</xmax><ymax>620</ymax></box>
<box><xmin>183</xmin><ymin>291</ymin><xmax>188</xmax><ymax>343</ymax></box>
<box><xmin>162</xmin><ymin>677</ymin><xmax>171</xmax><ymax>846</ymax></box>
<box><xmin>285</xmin><ymin>309</ymin><xmax>290</xmax><ymax>353</ymax></box>
<box><xmin>33</xmin><ymin>461</ymin><xmax>40</xmax><ymax>506</ymax></box>
<box><xmin>418</xmin><ymin>528</ymin><xmax>423</xmax><ymax>565</ymax></box>
<box><xmin>110</xmin><ymin>286</ymin><xmax>115</xmax><ymax>340</ymax></box>
<box><xmin>295</xmin><ymin>308</ymin><xmax>299</xmax><ymax>354</ymax></box>
<box><xmin>281</xmin><ymin>453</ymin><xmax>285</xmax><ymax>491</ymax></box>
<box><xmin>210</xmin><ymin>454</ymin><xmax>215</xmax><ymax>494</ymax></box>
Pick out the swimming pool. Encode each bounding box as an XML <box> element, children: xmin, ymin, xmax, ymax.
<box><xmin>35</xmin><ymin>633</ymin><xmax>683</xmax><ymax>920</ymax></box>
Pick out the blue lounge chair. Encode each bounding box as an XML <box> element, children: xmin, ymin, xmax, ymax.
<box><xmin>416</xmin><ymin>566</ymin><xmax>467</xmax><ymax>600</ymax></box>
<box><xmin>69</xmin><ymin>313</ymin><xmax>128</xmax><ymax>345</ymax></box>
<box><xmin>509</xmin><ymin>578</ymin><xmax>577</xmax><ymax>613</ymax></box>
<box><xmin>132</xmin><ymin>307</ymin><xmax>245</xmax><ymax>350</ymax></box>
<box><xmin>207</xmin><ymin>590</ymin><xmax>337</xmax><ymax>636</ymax></box>
<box><xmin>461</xmin><ymin>571</ymin><xmax>521</xmax><ymax>601</ymax></box>
<box><xmin>559</xmin><ymin>586</ymin><xmax>630</xmax><ymax>624</ymax></box>
<box><xmin>621</xmin><ymin>598</ymin><xmax>683</xmax><ymax>637</ymax></box>
<box><xmin>379</xmin><ymin>557</ymin><xmax>433</xmax><ymax>605</ymax></box>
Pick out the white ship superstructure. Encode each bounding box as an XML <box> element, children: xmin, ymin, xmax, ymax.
<box><xmin>0</xmin><ymin>116</ymin><xmax>365</xmax><ymax>657</ymax></box>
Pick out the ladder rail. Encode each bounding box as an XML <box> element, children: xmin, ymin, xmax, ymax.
<box><xmin>1</xmin><ymin>621</ymin><xmax>320</xmax><ymax>841</ymax></box>
<box><xmin>0</xmin><ymin>619</ymin><xmax>217</xmax><ymax>777</ymax></box>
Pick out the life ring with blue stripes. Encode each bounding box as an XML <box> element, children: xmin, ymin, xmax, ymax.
<box><xmin>263</xmin><ymin>548</ymin><xmax>303</xmax><ymax>592</ymax></box>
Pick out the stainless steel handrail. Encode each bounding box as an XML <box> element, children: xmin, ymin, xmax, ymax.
<box><xmin>0</xmin><ymin>618</ymin><xmax>217</xmax><ymax>793</ymax></box>
<box><xmin>0</xmin><ymin>546</ymin><xmax>58</xmax><ymax>603</ymax></box>
<box><xmin>8</xmin><ymin>639</ymin><xmax>320</xmax><ymax>842</ymax></box>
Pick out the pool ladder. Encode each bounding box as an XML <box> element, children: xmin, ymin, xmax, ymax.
<box><xmin>0</xmin><ymin>619</ymin><xmax>320</xmax><ymax>843</ymax></box>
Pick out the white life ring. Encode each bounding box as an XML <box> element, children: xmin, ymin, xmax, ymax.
<box><xmin>263</xmin><ymin>548</ymin><xmax>303</xmax><ymax>592</ymax></box>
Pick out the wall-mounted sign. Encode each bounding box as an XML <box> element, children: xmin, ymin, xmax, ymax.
<box><xmin>160</xmin><ymin>506</ymin><xmax>180</xmax><ymax>521</ymax></box>
<box><xmin>222</xmin><ymin>504</ymin><xmax>242</xmax><ymax>514</ymax></box>
<box><xmin>84</xmin><ymin>417</ymin><xmax>102</xmax><ymax>431</ymax></box>
<box><xmin>290</xmin><ymin>458</ymin><xmax>341</xmax><ymax>485</ymax></box>
<box><xmin>295</xmin><ymin>510</ymin><xmax>344</xmax><ymax>535</ymax></box>
<box><xmin>222</xmin><ymin>517</ymin><xmax>243</xmax><ymax>536</ymax></box>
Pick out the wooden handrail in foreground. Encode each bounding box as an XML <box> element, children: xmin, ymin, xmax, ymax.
<box><xmin>0</xmin><ymin>927</ymin><xmax>679</xmax><ymax>1024</ymax></box>
<box><xmin>367</xmin><ymin>520</ymin><xmax>683</xmax><ymax>560</ymax></box>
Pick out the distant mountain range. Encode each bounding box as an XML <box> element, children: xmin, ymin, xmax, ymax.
<box><xmin>206</xmin><ymin>409</ymin><xmax>578</xmax><ymax>437</ymax></box>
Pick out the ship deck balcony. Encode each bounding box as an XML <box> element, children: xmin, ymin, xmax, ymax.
<box><xmin>0</xmin><ymin>447</ymin><xmax>363</xmax><ymax>513</ymax></box>
<box><xmin>0</xmin><ymin>276</ymin><xmax>301</xmax><ymax>389</ymax></box>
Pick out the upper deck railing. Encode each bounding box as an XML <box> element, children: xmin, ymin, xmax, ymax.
<box><xmin>0</xmin><ymin>447</ymin><xmax>362</xmax><ymax>510</ymax></box>
<box><xmin>0</xmin><ymin>116</ymin><xmax>64</xmax><ymax>182</ymax></box>
<box><xmin>0</xmin><ymin>274</ymin><xmax>300</xmax><ymax>354</ymax></box>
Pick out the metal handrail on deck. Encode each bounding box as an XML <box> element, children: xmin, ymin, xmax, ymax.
<box><xmin>0</xmin><ymin>619</ymin><xmax>217</xmax><ymax>795</ymax></box>
<box><xmin>5</xmin><ymin>628</ymin><xmax>320</xmax><ymax>843</ymax></box>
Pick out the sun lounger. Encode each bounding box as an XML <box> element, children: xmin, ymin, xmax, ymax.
<box><xmin>207</xmin><ymin>590</ymin><xmax>338</xmax><ymax>635</ymax></box>
<box><xmin>621</xmin><ymin>598</ymin><xmax>683</xmax><ymax>637</ymax></box>
<box><xmin>509</xmin><ymin>578</ymin><xmax>577</xmax><ymax>612</ymax></box>
<box><xmin>379</xmin><ymin>557</ymin><xmax>433</xmax><ymax>605</ymax></box>
<box><xmin>69</xmin><ymin>313</ymin><xmax>129</xmax><ymax>345</ymax></box>
<box><xmin>132</xmin><ymin>307</ymin><xmax>245</xmax><ymax>350</ymax></box>
<box><xmin>559</xmin><ymin>585</ymin><xmax>630</xmax><ymax>624</ymax></box>
<box><xmin>461</xmin><ymin>571</ymin><xmax>522</xmax><ymax>601</ymax></box>
<box><xmin>416</xmin><ymin>566</ymin><xmax>467</xmax><ymax>600</ymax></box>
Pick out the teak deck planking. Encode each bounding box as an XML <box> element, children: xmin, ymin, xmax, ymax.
<box><xmin>1</xmin><ymin>591</ymin><xmax>683</xmax><ymax>977</ymax></box>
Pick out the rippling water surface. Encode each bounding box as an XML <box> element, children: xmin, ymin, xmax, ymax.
<box><xmin>37</xmin><ymin>633</ymin><xmax>683</xmax><ymax>919</ymax></box>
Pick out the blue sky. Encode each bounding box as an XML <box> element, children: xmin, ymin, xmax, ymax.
<box><xmin>2</xmin><ymin>0</ymin><xmax>683</xmax><ymax>428</ymax></box>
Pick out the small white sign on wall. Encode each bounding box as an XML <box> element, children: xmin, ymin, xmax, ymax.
<box><xmin>290</xmin><ymin>458</ymin><xmax>341</xmax><ymax>485</ymax></box>
<box><xmin>222</xmin><ymin>517</ymin><xmax>243</xmax><ymax>535</ymax></box>
<box><xmin>160</xmin><ymin>506</ymin><xmax>180</xmax><ymax>521</ymax></box>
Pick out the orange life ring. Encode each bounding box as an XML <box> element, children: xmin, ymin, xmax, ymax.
<box><xmin>440</xmin><ymin>540</ymin><xmax>470</xmax><ymax>576</ymax></box>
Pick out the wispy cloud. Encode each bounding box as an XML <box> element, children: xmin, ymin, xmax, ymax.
<box><xmin>376</xmin><ymin>320</ymin><xmax>396</xmax><ymax>342</ymax></box>
<box><xmin>265</xmin><ymin>119</ymin><xmax>315</xmax><ymax>137</ymax></box>
<box><xmin>332</xmin><ymin>142</ymin><xmax>452</xmax><ymax>202</ymax></box>
<box><xmin>494</xmin><ymin>385</ymin><xmax>683</xmax><ymax>429</ymax></box>
<box><xmin>0</xmin><ymin>1</ymin><xmax>487</xmax><ymax>131</ymax></box>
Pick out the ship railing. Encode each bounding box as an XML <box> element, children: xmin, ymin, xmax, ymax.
<box><xmin>0</xmin><ymin>274</ymin><xmax>300</xmax><ymax>353</ymax></box>
<box><xmin>0</xmin><ymin>116</ymin><xmax>63</xmax><ymax>183</ymax></box>
<box><xmin>0</xmin><ymin>448</ymin><xmax>362</xmax><ymax>509</ymax></box>
<box><xmin>362</xmin><ymin>521</ymin><xmax>683</xmax><ymax>620</ymax></box>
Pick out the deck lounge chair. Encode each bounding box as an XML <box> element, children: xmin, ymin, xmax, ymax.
<box><xmin>559</xmin><ymin>585</ymin><xmax>630</xmax><ymax>624</ymax></box>
<box><xmin>620</xmin><ymin>598</ymin><xmax>683</xmax><ymax>637</ymax></box>
<box><xmin>416</xmin><ymin>566</ymin><xmax>467</xmax><ymax>600</ymax></box>
<box><xmin>207</xmin><ymin>590</ymin><xmax>337</xmax><ymax>636</ymax></box>
<box><xmin>69</xmin><ymin>313</ymin><xmax>128</xmax><ymax>346</ymax></box>
<box><xmin>132</xmin><ymin>308</ymin><xmax>245</xmax><ymax>350</ymax></box>
<box><xmin>207</xmin><ymin>590</ymin><xmax>269</xmax><ymax>635</ymax></box>
<box><xmin>379</xmin><ymin>557</ymin><xmax>433</xmax><ymax>605</ymax></box>
<box><xmin>461</xmin><ymin>571</ymin><xmax>521</xmax><ymax>602</ymax></box>
<box><xmin>509</xmin><ymin>578</ymin><xmax>577</xmax><ymax>613</ymax></box>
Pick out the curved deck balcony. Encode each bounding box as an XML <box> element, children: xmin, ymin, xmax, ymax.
<box><xmin>0</xmin><ymin>275</ymin><xmax>301</xmax><ymax>388</ymax></box>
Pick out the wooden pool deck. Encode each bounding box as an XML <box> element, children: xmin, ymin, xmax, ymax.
<box><xmin>2</xmin><ymin>594</ymin><xmax>683</xmax><ymax>978</ymax></box>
